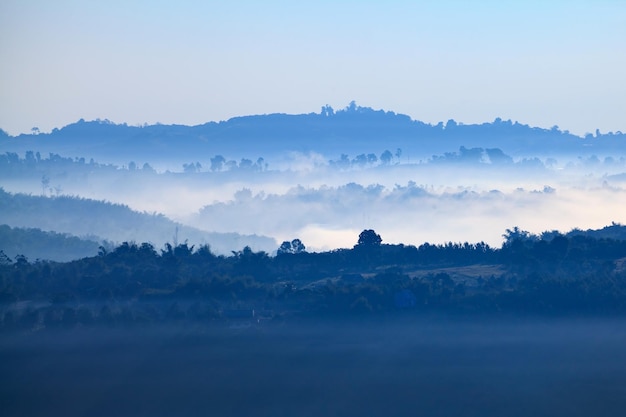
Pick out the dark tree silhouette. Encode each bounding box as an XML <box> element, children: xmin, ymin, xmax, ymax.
<box><xmin>277</xmin><ymin>239</ymin><xmax>306</xmax><ymax>255</ymax></box>
<box><xmin>291</xmin><ymin>239</ymin><xmax>306</xmax><ymax>253</ymax></box>
<box><xmin>278</xmin><ymin>241</ymin><xmax>292</xmax><ymax>255</ymax></box>
<box><xmin>502</xmin><ymin>227</ymin><xmax>536</xmax><ymax>246</ymax></box>
<box><xmin>356</xmin><ymin>229</ymin><xmax>382</xmax><ymax>248</ymax></box>
<box><xmin>0</xmin><ymin>250</ymin><xmax>12</xmax><ymax>265</ymax></box>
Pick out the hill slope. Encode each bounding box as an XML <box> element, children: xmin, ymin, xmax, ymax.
<box><xmin>0</xmin><ymin>225</ymin><xmax>102</xmax><ymax>262</ymax></box>
<box><xmin>0</xmin><ymin>188</ymin><xmax>276</xmax><ymax>255</ymax></box>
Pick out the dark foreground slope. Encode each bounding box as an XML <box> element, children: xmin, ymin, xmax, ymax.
<box><xmin>2</xmin><ymin>228</ymin><xmax>626</xmax><ymax>416</ymax></box>
<box><xmin>2</xmin><ymin>317</ymin><xmax>626</xmax><ymax>417</ymax></box>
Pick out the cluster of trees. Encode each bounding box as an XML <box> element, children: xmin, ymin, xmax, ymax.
<box><xmin>277</xmin><ymin>239</ymin><xmax>306</xmax><ymax>255</ymax></box>
<box><xmin>0</xmin><ymin>152</ymin><xmax>125</xmax><ymax>195</ymax></box>
<box><xmin>0</xmin><ymin>151</ymin><xmax>271</xmax><ymax>177</ymax></box>
<box><xmin>2</xmin><ymin>225</ymin><xmax>626</xmax><ymax>330</ymax></box>
<box><xmin>323</xmin><ymin>147</ymin><xmax>626</xmax><ymax>170</ymax></box>
<box><xmin>430</xmin><ymin>147</ymin><xmax>514</xmax><ymax>165</ymax></box>
<box><xmin>0</xmin><ymin>151</ymin><xmax>141</xmax><ymax>174</ymax></box>
<box><xmin>427</xmin><ymin>147</ymin><xmax>626</xmax><ymax>169</ymax></box>
<box><xmin>183</xmin><ymin>156</ymin><xmax>269</xmax><ymax>173</ymax></box>
<box><xmin>329</xmin><ymin>149</ymin><xmax>402</xmax><ymax>169</ymax></box>
<box><xmin>207</xmin><ymin>155</ymin><xmax>268</xmax><ymax>172</ymax></box>
<box><xmin>4</xmin><ymin>149</ymin><xmax>623</xmax><ymax>187</ymax></box>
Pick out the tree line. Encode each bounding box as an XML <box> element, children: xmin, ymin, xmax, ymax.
<box><xmin>1</xmin><ymin>225</ymin><xmax>626</xmax><ymax>330</ymax></box>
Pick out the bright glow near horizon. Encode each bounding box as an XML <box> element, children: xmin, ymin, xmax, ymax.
<box><xmin>1</xmin><ymin>0</ymin><xmax>625</xmax><ymax>136</ymax></box>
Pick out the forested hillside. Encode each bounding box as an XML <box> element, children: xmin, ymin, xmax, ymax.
<box><xmin>0</xmin><ymin>188</ymin><xmax>276</xmax><ymax>255</ymax></box>
<box><xmin>0</xmin><ymin>225</ymin><xmax>103</xmax><ymax>262</ymax></box>
<box><xmin>2</xmin><ymin>226</ymin><xmax>625</xmax><ymax>330</ymax></box>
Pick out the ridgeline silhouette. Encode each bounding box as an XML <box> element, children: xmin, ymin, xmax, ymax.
<box><xmin>2</xmin><ymin>102</ymin><xmax>624</xmax><ymax>162</ymax></box>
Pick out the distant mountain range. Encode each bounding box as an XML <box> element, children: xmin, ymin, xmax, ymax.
<box><xmin>1</xmin><ymin>103</ymin><xmax>624</xmax><ymax>163</ymax></box>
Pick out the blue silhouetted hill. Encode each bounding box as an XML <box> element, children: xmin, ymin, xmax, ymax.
<box><xmin>0</xmin><ymin>188</ymin><xmax>276</xmax><ymax>255</ymax></box>
<box><xmin>0</xmin><ymin>224</ymin><xmax>103</xmax><ymax>262</ymax></box>
<box><xmin>1</xmin><ymin>103</ymin><xmax>624</xmax><ymax>162</ymax></box>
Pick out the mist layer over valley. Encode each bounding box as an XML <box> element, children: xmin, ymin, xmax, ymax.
<box><xmin>2</xmin><ymin>118</ymin><xmax>625</xmax><ymax>254</ymax></box>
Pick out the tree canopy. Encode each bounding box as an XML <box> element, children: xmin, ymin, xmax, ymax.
<box><xmin>356</xmin><ymin>229</ymin><xmax>382</xmax><ymax>248</ymax></box>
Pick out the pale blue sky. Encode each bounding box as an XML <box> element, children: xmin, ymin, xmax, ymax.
<box><xmin>1</xmin><ymin>0</ymin><xmax>624</xmax><ymax>136</ymax></box>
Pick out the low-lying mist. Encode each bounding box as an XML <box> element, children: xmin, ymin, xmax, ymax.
<box><xmin>2</xmin><ymin>150</ymin><xmax>625</xmax><ymax>252</ymax></box>
<box><xmin>187</xmin><ymin>181</ymin><xmax>625</xmax><ymax>250</ymax></box>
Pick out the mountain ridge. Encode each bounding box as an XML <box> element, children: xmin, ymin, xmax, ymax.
<box><xmin>1</xmin><ymin>103</ymin><xmax>624</xmax><ymax>162</ymax></box>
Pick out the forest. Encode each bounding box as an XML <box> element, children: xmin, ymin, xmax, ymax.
<box><xmin>2</xmin><ymin>224</ymin><xmax>626</xmax><ymax>331</ymax></box>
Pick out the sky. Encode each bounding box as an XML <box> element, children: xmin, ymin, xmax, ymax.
<box><xmin>1</xmin><ymin>0</ymin><xmax>625</xmax><ymax>136</ymax></box>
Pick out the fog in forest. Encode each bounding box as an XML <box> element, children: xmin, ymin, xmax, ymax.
<box><xmin>2</xmin><ymin>147</ymin><xmax>625</xmax><ymax>253</ymax></box>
